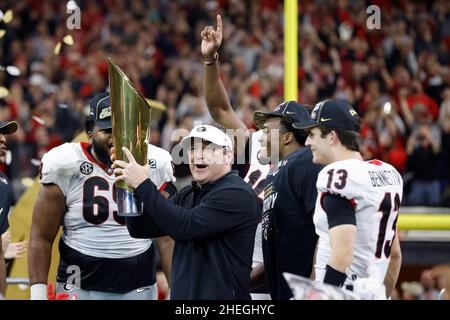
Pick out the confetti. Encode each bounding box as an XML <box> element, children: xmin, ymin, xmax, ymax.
<box><xmin>54</xmin><ymin>41</ymin><xmax>62</xmax><ymax>55</ymax></box>
<box><xmin>3</xmin><ymin>10</ymin><xmax>13</xmax><ymax>24</ymax></box>
<box><xmin>63</xmin><ymin>34</ymin><xmax>74</xmax><ymax>45</ymax></box>
<box><xmin>6</xmin><ymin>65</ymin><xmax>21</xmax><ymax>76</ymax></box>
<box><xmin>21</xmin><ymin>177</ymin><xmax>35</xmax><ymax>188</ymax></box>
<box><xmin>32</xmin><ymin>115</ymin><xmax>46</xmax><ymax>125</ymax></box>
<box><xmin>0</xmin><ymin>86</ymin><xmax>9</xmax><ymax>98</ymax></box>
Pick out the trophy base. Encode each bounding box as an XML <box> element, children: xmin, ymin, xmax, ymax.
<box><xmin>116</xmin><ymin>187</ymin><xmax>143</xmax><ymax>217</ymax></box>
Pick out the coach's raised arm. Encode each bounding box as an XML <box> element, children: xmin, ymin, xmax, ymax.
<box><xmin>113</xmin><ymin>125</ymin><xmax>260</xmax><ymax>300</ymax></box>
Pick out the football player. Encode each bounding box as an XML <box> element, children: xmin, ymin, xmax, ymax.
<box><xmin>28</xmin><ymin>93</ymin><xmax>175</xmax><ymax>300</ymax></box>
<box><xmin>294</xmin><ymin>99</ymin><xmax>403</xmax><ymax>299</ymax></box>
<box><xmin>0</xmin><ymin>120</ymin><xmax>19</xmax><ymax>297</ymax></box>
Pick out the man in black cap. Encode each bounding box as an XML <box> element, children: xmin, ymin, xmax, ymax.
<box><xmin>28</xmin><ymin>92</ymin><xmax>175</xmax><ymax>300</ymax></box>
<box><xmin>252</xmin><ymin>101</ymin><xmax>323</xmax><ymax>300</ymax></box>
<box><xmin>294</xmin><ymin>99</ymin><xmax>403</xmax><ymax>299</ymax></box>
<box><xmin>0</xmin><ymin>120</ymin><xmax>18</xmax><ymax>297</ymax></box>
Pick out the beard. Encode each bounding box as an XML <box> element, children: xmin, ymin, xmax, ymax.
<box><xmin>92</xmin><ymin>139</ymin><xmax>112</xmax><ymax>167</ymax></box>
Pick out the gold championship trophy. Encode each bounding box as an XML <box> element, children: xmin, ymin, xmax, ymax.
<box><xmin>108</xmin><ymin>58</ymin><xmax>151</xmax><ymax>216</ymax></box>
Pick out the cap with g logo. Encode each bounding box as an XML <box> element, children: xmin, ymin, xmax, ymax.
<box><xmin>89</xmin><ymin>92</ymin><xmax>112</xmax><ymax>129</ymax></box>
<box><xmin>181</xmin><ymin>125</ymin><xmax>233</xmax><ymax>151</ymax></box>
<box><xmin>293</xmin><ymin>99</ymin><xmax>360</xmax><ymax>132</ymax></box>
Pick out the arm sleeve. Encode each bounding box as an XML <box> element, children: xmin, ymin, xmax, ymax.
<box><xmin>134</xmin><ymin>179</ymin><xmax>255</xmax><ymax>242</ymax></box>
<box><xmin>147</xmin><ymin>145</ymin><xmax>176</xmax><ymax>191</ymax></box>
<box><xmin>125</xmin><ymin>213</ymin><xmax>167</xmax><ymax>239</ymax></box>
<box><xmin>40</xmin><ymin>147</ymin><xmax>74</xmax><ymax>196</ymax></box>
<box><xmin>321</xmin><ymin>192</ymin><xmax>356</xmax><ymax>229</ymax></box>
<box><xmin>125</xmin><ymin>189</ymin><xmax>183</xmax><ymax>239</ymax></box>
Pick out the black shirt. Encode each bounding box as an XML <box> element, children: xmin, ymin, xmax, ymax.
<box><xmin>128</xmin><ymin>170</ymin><xmax>260</xmax><ymax>300</ymax></box>
<box><xmin>261</xmin><ymin>148</ymin><xmax>322</xmax><ymax>300</ymax></box>
<box><xmin>0</xmin><ymin>172</ymin><xmax>13</xmax><ymax>235</ymax></box>
<box><xmin>407</xmin><ymin>144</ymin><xmax>440</xmax><ymax>181</ymax></box>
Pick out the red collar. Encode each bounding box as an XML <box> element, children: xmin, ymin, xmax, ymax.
<box><xmin>80</xmin><ymin>141</ymin><xmax>113</xmax><ymax>175</ymax></box>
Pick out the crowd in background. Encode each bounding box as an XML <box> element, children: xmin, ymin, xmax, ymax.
<box><xmin>0</xmin><ymin>0</ymin><xmax>449</xmax><ymax>207</ymax></box>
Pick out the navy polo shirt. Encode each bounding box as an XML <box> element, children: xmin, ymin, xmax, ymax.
<box><xmin>128</xmin><ymin>170</ymin><xmax>260</xmax><ymax>299</ymax></box>
<box><xmin>261</xmin><ymin>148</ymin><xmax>322</xmax><ymax>300</ymax></box>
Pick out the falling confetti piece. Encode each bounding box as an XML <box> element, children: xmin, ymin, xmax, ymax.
<box><xmin>63</xmin><ymin>34</ymin><xmax>74</xmax><ymax>45</ymax></box>
<box><xmin>21</xmin><ymin>177</ymin><xmax>35</xmax><ymax>188</ymax></box>
<box><xmin>3</xmin><ymin>10</ymin><xmax>13</xmax><ymax>24</ymax></box>
<box><xmin>0</xmin><ymin>87</ymin><xmax>9</xmax><ymax>98</ymax></box>
<box><xmin>30</xmin><ymin>158</ymin><xmax>41</xmax><ymax>167</ymax></box>
<box><xmin>32</xmin><ymin>114</ymin><xmax>46</xmax><ymax>125</ymax></box>
<box><xmin>0</xmin><ymin>30</ymin><xmax>5</xmax><ymax>38</ymax></box>
<box><xmin>6</xmin><ymin>65</ymin><xmax>20</xmax><ymax>76</ymax></box>
<box><xmin>54</xmin><ymin>41</ymin><xmax>62</xmax><ymax>55</ymax></box>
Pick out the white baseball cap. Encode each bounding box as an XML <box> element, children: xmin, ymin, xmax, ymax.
<box><xmin>181</xmin><ymin>125</ymin><xmax>233</xmax><ymax>151</ymax></box>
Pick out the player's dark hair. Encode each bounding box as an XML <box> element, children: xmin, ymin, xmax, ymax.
<box><xmin>280</xmin><ymin>118</ymin><xmax>307</xmax><ymax>146</ymax></box>
<box><xmin>318</xmin><ymin>125</ymin><xmax>360</xmax><ymax>152</ymax></box>
<box><xmin>85</xmin><ymin>116</ymin><xmax>95</xmax><ymax>134</ymax></box>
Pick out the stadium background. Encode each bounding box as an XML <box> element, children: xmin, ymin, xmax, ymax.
<box><xmin>0</xmin><ymin>0</ymin><xmax>449</xmax><ymax>300</ymax></box>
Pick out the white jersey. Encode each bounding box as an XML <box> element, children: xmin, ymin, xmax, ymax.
<box><xmin>243</xmin><ymin>131</ymin><xmax>271</xmax><ymax>267</ymax></box>
<box><xmin>40</xmin><ymin>142</ymin><xmax>175</xmax><ymax>259</ymax></box>
<box><xmin>244</xmin><ymin>130</ymin><xmax>270</xmax><ymax>201</ymax></box>
<box><xmin>313</xmin><ymin>159</ymin><xmax>403</xmax><ymax>286</ymax></box>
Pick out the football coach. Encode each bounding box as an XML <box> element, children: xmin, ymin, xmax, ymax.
<box><xmin>113</xmin><ymin>125</ymin><xmax>260</xmax><ymax>299</ymax></box>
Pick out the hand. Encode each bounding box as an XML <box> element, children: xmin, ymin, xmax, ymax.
<box><xmin>421</xmin><ymin>264</ymin><xmax>450</xmax><ymax>300</ymax></box>
<box><xmin>110</xmin><ymin>146</ymin><xmax>117</xmax><ymax>165</ymax></box>
<box><xmin>4</xmin><ymin>241</ymin><xmax>27</xmax><ymax>259</ymax></box>
<box><xmin>398</xmin><ymin>87</ymin><xmax>409</xmax><ymax>100</ymax></box>
<box><xmin>201</xmin><ymin>14</ymin><xmax>223</xmax><ymax>60</ymax></box>
<box><xmin>1</xmin><ymin>230</ymin><xmax>11</xmax><ymax>252</ymax></box>
<box><xmin>113</xmin><ymin>147</ymin><xmax>149</xmax><ymax>189</ymax></box>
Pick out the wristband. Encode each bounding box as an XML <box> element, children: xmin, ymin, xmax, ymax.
<box><xmin>323</xmin><ymin>264</ymin><xmax>347</xmax><ymax>287</ymax></box>
<box><xmin>202</xmin><ymin>52</ymin><xmax>218</xmax><ymax>65</ymax></box>
<box><xmin>30</xmin><ymin>283</ymin><xmax>48</xmax><ymax>300</ymax></box>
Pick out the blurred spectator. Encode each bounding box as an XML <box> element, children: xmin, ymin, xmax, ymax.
<box><xmin>421</xmin><ymin>262</ymin><xmax>450</xmax><ymax>300</ymax></box>
<box><xmin>406</xmin><ymin>124</ymin><xmax>441</xmax><ymax>206</ymax></box>
<box><xmin>0</xmin><ymin>0</ymin><xmax>447</xmax><ymax>205</ymax></box>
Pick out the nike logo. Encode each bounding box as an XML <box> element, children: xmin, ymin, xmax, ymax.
<box><xmin>320</xmin><ymin>118</ymin><xmax>332</xmax><ymax>122</ymax></box>
<box><xmin>0</xmin><ymin>207</ymin><xmax>3</xmax><ymax>216</ymax></box>
<box><xmin>136</xmin><ymin>287</ymin><xmax>151</xmax><ymax>293</ymax></box>
<box><xmin>286</xmin><ymin>111</ymin><xmax>296</xmax><ymax>115</ymax></box>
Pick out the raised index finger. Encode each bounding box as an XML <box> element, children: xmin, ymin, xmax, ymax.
<box><xmin>216</xmin><ymin>15</ymin><xmax>222</xmax><ymax>34</ymax></box>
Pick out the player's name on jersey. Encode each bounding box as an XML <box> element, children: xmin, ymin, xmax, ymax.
<box><xmin>368</xmin><ymin>170</ymin><xmax>402</xmax><ymax>187</ymax></box>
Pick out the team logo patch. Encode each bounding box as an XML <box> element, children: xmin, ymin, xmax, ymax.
<box><xmin>257</xmin><ymin>150</ymin><xmax>262</xmax><ymax>161</ymax></box>
<box><xmin>99</xmin><ymin>107</ymin><xmax>111</xmax><ymax>120</ymax></box>
<box><xmin>63</xmin><ymin>283</ymin><xmax>77</xmax><ymax>293</ymax></box>
<box><xmin>197</xmin><ymin>126</ymin><xmax>207</xmax><ymax>132</ymax></box>
<box><xmin>105</xmin><ymin>168</ymin><xmax>114</xmax><ymax>175</ymax></box>
<box><xmin>80</xmin><ymin>162</ymin><xmax>94</xmax><ymax>175</ymax></box>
